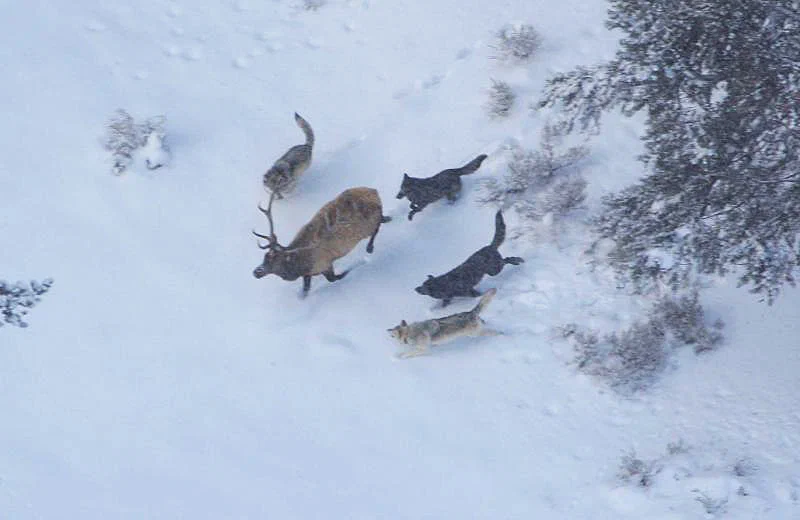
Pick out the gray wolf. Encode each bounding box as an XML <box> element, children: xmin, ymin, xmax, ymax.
<box><xmin>388</xmin><ymin>288</ymin><xmax>500</xmax><ymax>359</ymax></box>
<box><xmin>396</xmin><ymin>154</ymin><xmax>488</xmax><ymax>220</ymax></box>
<box><xmin>263</xmin><ymin>113</ymin><xmax>314</xmax><ymax>198</ymax></box>
<box><xmin>415</xmin><ymin>211</ymin><xmax>523</xmax><ymax>306</ymax></box>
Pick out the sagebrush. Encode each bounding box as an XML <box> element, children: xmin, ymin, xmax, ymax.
<box><xmin>1</xmin><ymin>278</ymin><xmax>54</xmax><ymax>328</ymax></box>
<box><xmin>478</xmin><ymin>123</ymin><xmax>588</xmax><ymax>239</ymax></box>
<box><xmin>486</xmin><ymin>79</ymin><xmax>516</xmax><ymax>118</ymax></box>
<box><xmin>559</xmin><ymin>290</ymin><xmax>723</xmax><ymax>393</ymax></box>
<box><xmin>103</xmin><ymin>109</ymin><xmax>168</xmax><ymax>175</ymax></box>
<box><xmin>490</xmin><ymin>23</ymin><xmax>542</xmax><ymax>63</ymax></box>
<box><xmin>302</xmin><ymin>0</ymin><xmax>326</xmax><ymax>10</ymax></box>
<box><xmin>614</xmin><ymin>440</ymin><xmax>763</xmax><ymax>517</ymax></box>
<box><xmin>618</xmin><ymin>450</ymin><xmax>661</xmax><ymax>487</ymax></box>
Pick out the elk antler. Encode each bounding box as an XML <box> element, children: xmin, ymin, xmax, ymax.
<box><xmin>253</xmin><ymin>191</ymin><xmax>280</xmax><ymax>249</ymax></box>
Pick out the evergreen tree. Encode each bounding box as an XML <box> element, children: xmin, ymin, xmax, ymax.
<box><xmin>1</xmin><ymin>278</ymin><xmax>54</xmax><ymax>328</ymax></box>
<box><xmin>540</xmin><ymin>0</ymin><xmax>800</xmax><ymax>302</ymax></box>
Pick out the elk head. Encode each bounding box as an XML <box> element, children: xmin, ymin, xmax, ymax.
<box><xmin>252</xmin><ymin>193</ymin><xmax>305</xmax><ymax>281</ymax></box>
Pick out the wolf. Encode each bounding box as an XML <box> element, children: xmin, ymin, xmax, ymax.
<box><xmin>415</xmin><ymin>211</ymin><xmax>524</xmax><ymax>306</ymax></box>
<box><xmin>396</xmin><ymin>154</ymin><xmax>488</xmax><ymax>220</ymax></box>
<box><xmin>388</xmin><ymin>288</ymin><xmax>501</xmax><ymax>359</ymax></box>
<box><xmin>263</xmin><ymin>113</ymin><xmax>315</xmax><ymax>198</ymax></box>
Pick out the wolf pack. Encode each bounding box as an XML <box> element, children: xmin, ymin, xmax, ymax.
<box><xmin>255</xmin><ymin>114</ymin><xmax>524</xmax><ymax>359</ymax></box>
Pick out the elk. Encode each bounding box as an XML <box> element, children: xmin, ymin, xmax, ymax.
<box><xmin>252</xmin><ymin>187</ymin><xmax>392</xmax><ymax>297</ymax></box>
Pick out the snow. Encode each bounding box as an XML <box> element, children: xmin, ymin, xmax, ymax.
<box><xmin>1</xmin><ymin>0</ymin><xmax>799</xmax><ymax>518</ymax></box>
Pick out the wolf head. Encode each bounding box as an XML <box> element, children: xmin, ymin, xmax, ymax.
<box><xmin>266</xmin><ymin>162</ymin><xmax>290</xmax><ymax>183</ymax></box>
<box><xmin>387</xmin><ymin>320</ymin><xmax>409</xmax><ymax>343</ymax></box>
<box><xmin>396</xmin><ymin>173</ymin><xmax>411</xmax><ymax>199</ymax></box>
<box><xmin>414</xmin><ymin>275</ymin><xmax>437</xmax><ymax>296</ymax></box>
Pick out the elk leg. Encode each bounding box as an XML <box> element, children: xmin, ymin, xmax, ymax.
<box><xmin>366</xmin><ymin>216</ymin><xmax>392</xmax><ymax>253</ymax></box>
<box><xmin>366</xmin><ymin>225</ymin><xmax>380</xmax><ymax>254</ymax></box>
<box><xmin>322</xmin><ymin>268</ymin><xmax>349</xmax><ymax>282</ymax></box>
<box><xmin>301</xmin><ymin>275</ymin><xmax>312</xmax><ymax>297</ymax></box>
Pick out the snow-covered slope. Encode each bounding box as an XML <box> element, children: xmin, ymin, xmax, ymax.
<box><xmin>1</xmin><ymin>1</ymin><xmax>798</xmax><ymax>518</ymax></box>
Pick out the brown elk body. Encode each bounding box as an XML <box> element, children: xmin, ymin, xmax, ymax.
<box><xmin>253</xmin><ymin>187</ymin><xmax>391</xmax><ymax>296</ymax></box>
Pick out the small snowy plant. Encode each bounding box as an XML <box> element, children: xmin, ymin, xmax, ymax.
<box><xmin>486</xmin><ymin>79</ymin><xmax>516</xmax><ymax>118</ymax></box>
<box><xmin>479</xmin><ymin>122</ymin><xmax>588</xmax><ymax>240</ymax></box>
<box><xmin>490</xmin><ymin>23</ymin><xmax>542</xmax><ymax>63</ymax></box>
<box><xmin>103</xmin><ymin>109</ymin><xmax>170</xmax><ymax>175</ymax></box>
<box><xmin>618</xmin><ymin>450</ymin><xmax>661</xmax><ymax>488</ymax></box>
<box><xmin>140</xmin><ymin>116</ymin><xmax>170</xmax><ymax>170</ymax></box>
<box><xmin>1</xmin><ymin>278</ymin><xmax>54</xmax><ymax>328</ymax></box>
<box><xmin>302</xmin><ymin>0</ymin><xmax>326</xmax><ymax>10</ymax></box>
<box><xmin>104</xmin><ymin>109</ymin><xmax>138</xmax><ymax>175</ymax></box>
<box><xmin>613</xmin><ymin>441</ymin><xmax>767</xmax><ymax>517</ymax></box>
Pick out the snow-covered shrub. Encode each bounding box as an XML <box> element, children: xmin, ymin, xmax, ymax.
<box><xmin>612</xmin><ymin>441</ymin><xmax>776</xmax><ymax>518</ymax></box>
<box><xmin>478</xmin><ymin>123</ymin><xmax>588</xmax><ymax>239</ymax></box>
<box><xmin>560</xmin><ymin>290</ymin><xmax>723</xmax><ymax>393</ymax></box>
<box><xmin>490</xmin><ymin>23</ymin><xmax>541</xmax><ymax>63</ymax></box>
<box><xmin>650</xmin><ymin>290</ymin><xmax>724</xmax><ymax>354</ymax></box>
<box><xmin>618</xmin><ymin>450</ymin><xmax>661</xmax><ymax>488</ymax></box>
<box><xmin>302</xmin><ymin>0</ymin><xmax>326</xmax><ymax>10</ymax></box>
<box><xmin>1</xmin><ymin>278</ymin><xmax>54</xmax><ymax>328</ymax></box>
<box><xmin>604</xmin><ymin>320</ymin><xmax>669</xmax><ymax>393</ymax></box>
<box><xmin>104</xmin><ymin>109</ymin><xmax>138</xmax><ymax>175</ymax></box>
<box><xmin>485</xmin><ymin>79</ymin><xmax>516</xmax><ymax>118</ymax></box>
<box><xmin>140</xmin><ymin>118</ymin><xmax>170</xmax><ymax>170</ymax></box>
<box><xmin>666</xmin><ymin>439</ymin><xmax>690</xmax><ymax>456</ymax></box>
<box><xmin>693</xmin><ymin>492</ymin><xmax>728</xmax><ymax>516</ymax></box>
<box><xmin>103</xmin><ymin>109</ymin><xmax>170</xmax><ymax>175</ymax></box>
<box><xmin>732</xmin><ymin>458</ymin><xmax>759</xmax><ymax>478</ymax></box>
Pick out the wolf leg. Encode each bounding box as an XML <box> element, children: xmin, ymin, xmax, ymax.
<box><xmin>504</xmin><ymin>256</ymin><xmax>524</xmax><ymax>265</ymax></box>
<box><xmin>408</xmin><ymin>202</ymin><xmax>425</xmax><ymax>221</ymax></box>
<box><xmin>397</xmin><ymin>337</ymin><xmax>431</xmax><ymax>359</ymax></box>
<box><xmin>397</xmin><ymin>348</ymin><xmax>429</xmax><ymax>359</ymax></box>
<box><xmin>479</xmin><ymin>328</ymin><xmax>503</xmax><ymax>337</ymax></box>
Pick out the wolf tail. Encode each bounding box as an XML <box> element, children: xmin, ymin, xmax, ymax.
<box><xmin>456</xmin><ymin>154</ymin><xmax>488</xmax><ymax>176</ymax></box>
<box><xmin>490</xmin><ymin>210</ymin><xmax>506</xmax><ymax>248</ymax></box>
<box><xmin>471</xmin><ymin>288</ymin><xmax>497</xmax><ymax>315</ymax></box>
<box><xmin>294</xmin><ymin>112</ymin><xmax>315</xmax><ymax>148</ymax></box>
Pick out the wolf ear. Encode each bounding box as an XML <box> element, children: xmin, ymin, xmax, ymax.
<box><xmin>427</xmin><ymin>274</ymin><xmax>434</xmax><ymax>280</ymax></box>
<box><xmin>401</xmin><ymin>320</ymin><xmax>407</xmax><ymax>326</ymax></box>
<box><xmin>403</xmin><ymin>173</ymin><xmax>409</xmax><ymax>179</ymax></box>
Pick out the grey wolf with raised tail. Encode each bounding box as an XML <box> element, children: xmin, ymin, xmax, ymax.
<box><xmin>396</xmin><ymin>154</ymin><xmax>488</xmax><ymax>220</ymax></box>
<box><xmin>415</xmin><ymin>211</ymin><xmax>523</xmax><ymax>306</ymax></box>
<box><xmin>252</xmin><ymin>187</ymin><xmax>391</xmax><ymax>297</ymax></box>
<box><xmin>388</xmin><ymin>288</ymin><xmax>501</xmax><ymax>359</ymax></box>
<box><xmin>263</xmin><ymin>113</ymin><xmax>315</xmax><ymax>198</ymax></box>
